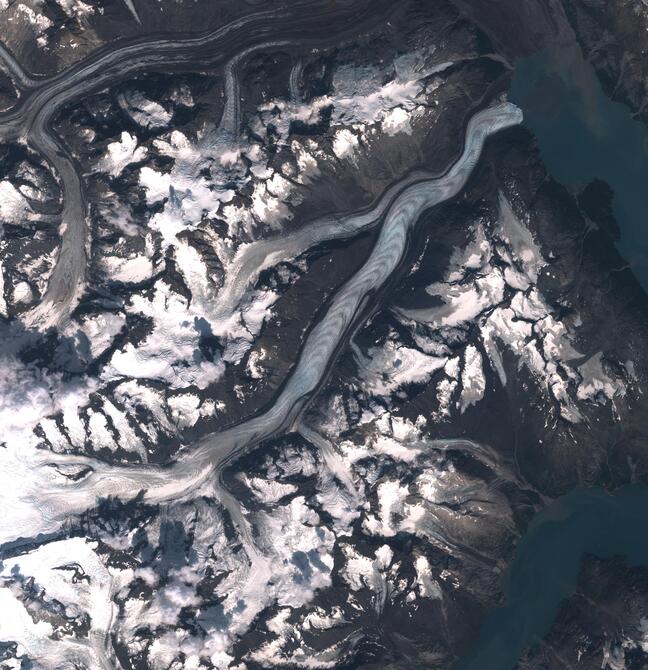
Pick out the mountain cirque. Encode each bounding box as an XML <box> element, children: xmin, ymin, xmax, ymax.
<box><xmin>0</xmin><ymin>0</ymin><xmax>648</xmax><ymax>669</ymax></box>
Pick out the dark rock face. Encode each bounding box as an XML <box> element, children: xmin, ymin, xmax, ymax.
<box><xmin>562</xmin><ymin>0</ymin><xmax>648</xmax><ymax>124</ymax></box>
<box><xmin>517</xmin><ymin>554</ymin><xmax>648</xmax><ymax>669</ymax></box>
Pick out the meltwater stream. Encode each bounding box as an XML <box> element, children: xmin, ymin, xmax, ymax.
<box><xmin>454</xmin><ymin>485</ymin><xmax>648</xmax><ymax>669</ymax></box>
